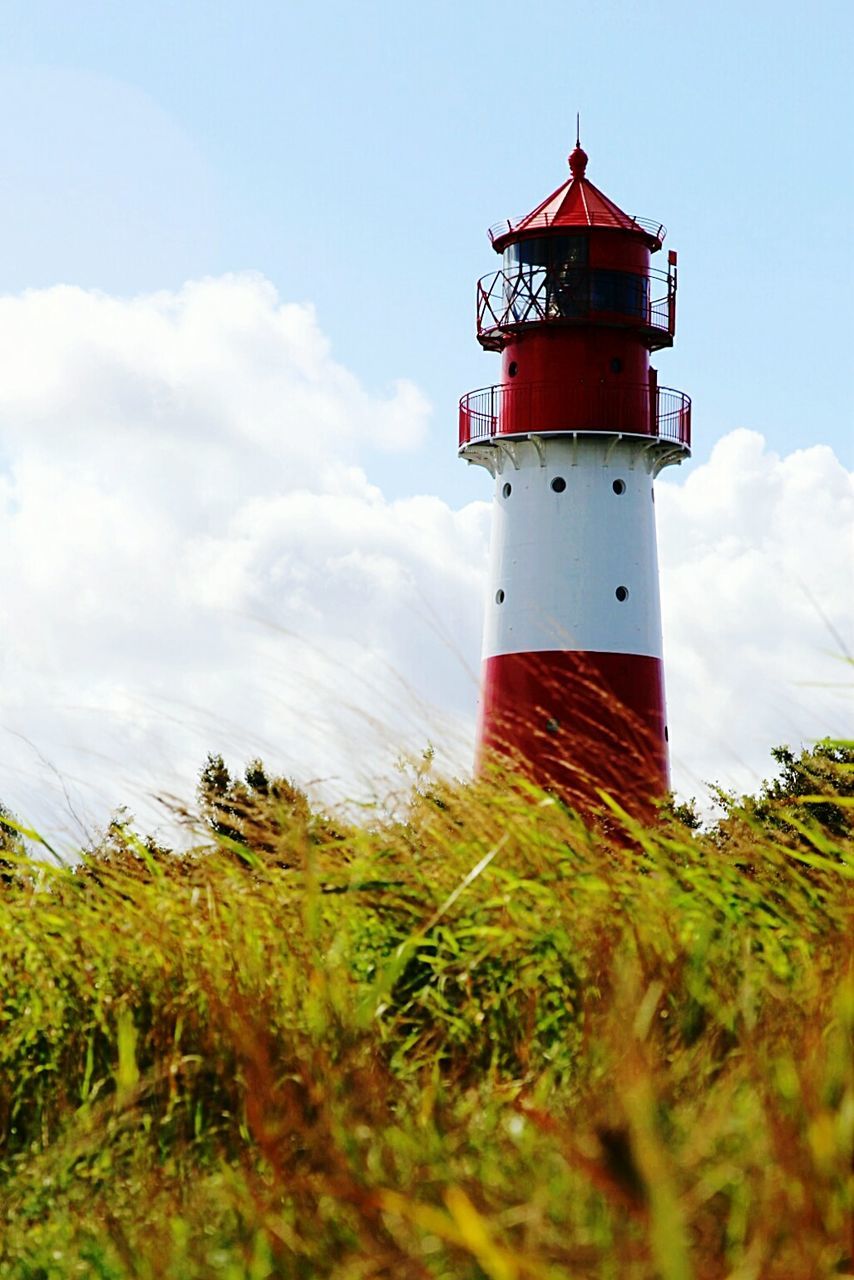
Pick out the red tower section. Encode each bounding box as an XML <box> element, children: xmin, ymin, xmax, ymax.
<box><xmin>460</xmin><ymin>141</ymin><xmax>691</xmax><ymax>817</ymax></box>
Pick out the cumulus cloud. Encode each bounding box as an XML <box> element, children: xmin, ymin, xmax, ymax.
<box><xmin>0</xmin><ymin>275</ymin><xmax>484</xmax><ymax>842</ymax></box>
<box><xmin>0</xmin><ymin>274</ymin><xmax>849</xmax><ymax>844</ymax></box>
<box><xmin>658</xmin><ymin>430</ymin><xmax>853</xmax><ymax>799</ymax></box>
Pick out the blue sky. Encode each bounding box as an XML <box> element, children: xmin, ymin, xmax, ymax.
<box><xmin>2</xmin><ymin>0</ymin><xmax>851</xmax><ymax>506</ymax></box>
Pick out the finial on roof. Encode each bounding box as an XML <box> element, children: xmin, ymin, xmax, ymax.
<box><xmin>568</xmin><ymin>116</ymin><xmax>588</xmax><ymax>179</ymax></box>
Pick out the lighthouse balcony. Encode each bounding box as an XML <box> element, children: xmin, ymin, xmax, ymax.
<box><xmin>476</xmin><ymin>265</ymin><xmax>676</xmax><ymax>351</ymax></box>
<box><xmin>458</xmin><ymin>380</ymin><xmax>691</xmax><ymax>452</ymax></box>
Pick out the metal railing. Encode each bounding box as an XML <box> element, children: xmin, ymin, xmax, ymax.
<box><xmin>489</xmin><ymin>211</ymin><xmax>666</xmax><ymax>245</ymax></box>
<box><xmin>458</xmin><ymin>380</ymin><xmax>691</xmax><ymax>450</ymax></box>
<box><xmin>476</xmin><ymin>265</ymin><xmax>675</xmax><ymax>348</ymax></box>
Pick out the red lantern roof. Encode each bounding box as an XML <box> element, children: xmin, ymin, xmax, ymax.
<box><xmin>489</xmin><ymin>144</ymin><xmax>666</xmax><ymax>252</ymax></box>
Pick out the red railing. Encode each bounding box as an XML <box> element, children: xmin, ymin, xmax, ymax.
<box><xmin>476</xmin><ymin>265</ymin><xmax>675</xmax><ymax>350</ymax></box>
<box><xmin>489</xmin><ymin>211</ymin><xmax>666</xmax><ymax>246</ymax></box>
<box><xmin>458</xmin><ymin>381</ymin><xmax>691</xmax><ymax>450</ymax></box>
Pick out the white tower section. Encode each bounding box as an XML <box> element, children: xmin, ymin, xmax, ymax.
<box><xmin>482</xmin><ymin>435</ymin><xmax>668</xmax><ymax>663</ymax></box>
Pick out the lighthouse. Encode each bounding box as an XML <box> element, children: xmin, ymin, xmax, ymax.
<box><xmin>460</xmin><ymin>138</ymin><xmax>691</xmax><ymax>817</ymax></box>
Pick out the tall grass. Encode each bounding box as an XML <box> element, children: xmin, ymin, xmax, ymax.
<box><xmin>0</xmin><ymin>743</ymin><xmax>851</xmax><ymax>1278</ymax></box>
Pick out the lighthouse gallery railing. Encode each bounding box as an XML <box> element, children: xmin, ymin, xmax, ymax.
<box><xmin>489</xmin><ymin>211</ymin><xmax>667</xmax><ymax>246</ymax></box>
<box><xmin>458</xmin><ymin>382</ymin><xmax>691</xmax><ymax>450</ymax></box>
<box><xmin>477</xmin><ymin>265</ymin><xmax>675</xmax><ymax>348</ymax></box>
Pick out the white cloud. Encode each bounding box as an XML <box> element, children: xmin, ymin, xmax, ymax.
<box><xmin>0</xmin><ymin>276</ymin><xmax>850</xmax><ymax>845</ymax></box>
<box><xmin>658</xmin><ymin>429</ymin><xmax>854</xmax><ymax>800</ymax></box>
<box><xmin>0</xmin><ymin>275</ymin><xmax>483</xmax><ymax>843</ymax></box>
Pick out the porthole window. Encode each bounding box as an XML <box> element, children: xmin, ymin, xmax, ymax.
<box><xmin>495</xmin><ymin>589</ymin><xmax>505</xmax><ymax>604</ymax></box>
<box><xmin>664</xmin><ymin>725</ymin><xmax>669</xmax><ymax>742</ymax></box>
<box><xmin>615</xmin><ymin>585</ymin><xmax>629</xmax><ymax>602</ymax></box>
<box><xmin>508</xmin><ymin>361</ymin><xmax>518</xmax><ymax>377</ymax></box>
<box><xmin>545</xmin><ymin>718</ymin><xmax>559</xmax><ymax>734</ymax></box>
<box><xmin>610</xmin><ymin>357</ymin><xmax>623</xmax><ymax>374</ymax></box>
<box><xmin>651</xmin><ymin>488</ymin><xmax>655</xmax><ymax>503</ymax></box>
<box><xmin>612</xmin><ymin>478</ymin><xmax>626</xmax><ymax>495</ymax></box>
<box><xmin>550</xmin><ymin>476</ymin><xmax>566</xmax><ymax>493</ymax></box>
<box><xmin>502</xmin><ymin>482</ymin><xmax>512</xmax><ymax>498</ymax></box>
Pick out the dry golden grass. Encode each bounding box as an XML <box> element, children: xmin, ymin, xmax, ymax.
<box><xmin>0</xmin><ymin>742</ymin><xmax>851</xmax><ymax>1278</ymax></box>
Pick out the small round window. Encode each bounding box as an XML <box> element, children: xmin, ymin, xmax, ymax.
<box><xmin>610</xmin><ymin>357</ymin><xmax>623</xmax><ymax>374</ymax></box>
<box><xmin>502</xmin><ymin>482</ymin><xmax>512</xmax><ymax>498</ymax></box>
<box><xmin>550</xmin><ymin>476</ymin><xmax>566</xmax><ymax>493</ymax></box>
<box><xmin>615</xmin><ymin>585</ymin><xmax>629</xmax><ymax>602</ymax></box>
<box><xmin>495</xmin><ymin>589</ymin><xmax>505</xmax><ymax>604</ymax></box>
<box><xmin>612</xmin><ymin>478</ymin><xmax>626</xmax><ymax>495</ymax></box>
<box><xmin>664</xmin><ymin>725</ymin><xmax>669</xmax><ymax>742</ymax></box>
<box><xmin>508</xmin><ymin>361</ymin><xmax>518</xmax><ymax>377</ymax></box>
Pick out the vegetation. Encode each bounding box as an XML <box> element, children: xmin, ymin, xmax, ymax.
<box><xmin>0</xmin><ymin>743</ymin><xmax>850</xmax><ymax>1278</ymax></box>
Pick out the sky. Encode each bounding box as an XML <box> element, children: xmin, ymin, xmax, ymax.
<box><xmin>0</xmin><ymin>0</ymin><xmax>851</xmax><ymax>843</ymax></box>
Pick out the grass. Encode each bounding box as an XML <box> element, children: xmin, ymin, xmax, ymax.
<box><xmin>0</xmin><ymin>742</ymin><xmax>850</xmax><ymax>1278</ymax></box>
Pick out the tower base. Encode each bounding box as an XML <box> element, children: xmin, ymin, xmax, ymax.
<box><xmin>477</xmin><ymin>649</ymin><xmax>669</xmax><ymax>819</ymax></box>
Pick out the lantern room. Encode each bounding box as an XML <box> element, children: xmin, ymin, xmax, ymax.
<box><xmin>460</xmin><ymin>143</ymin><xmax>691</xmax><ymax>456</ymax></box>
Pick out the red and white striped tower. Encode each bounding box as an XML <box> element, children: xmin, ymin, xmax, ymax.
<box><xmin>459</xmin><ymin>139</ymin><xmax>691</xmax><ymax>817</ymax></box>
